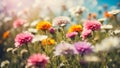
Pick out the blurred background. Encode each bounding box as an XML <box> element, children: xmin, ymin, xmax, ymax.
<box><xmin>0</xmin><ymin>0</ymin><xmax>119</xmax><ymax>17</ymax></box>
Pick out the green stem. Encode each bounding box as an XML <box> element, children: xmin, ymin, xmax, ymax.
<box><xmin>26</xmin><ymin>44</ymin><xmax>31</xmax><ymax>55</ymax></box>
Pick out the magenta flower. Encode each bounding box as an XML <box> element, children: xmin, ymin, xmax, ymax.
<box><xmin>52</xmin><ymin>16</ymin><xmax>70</xmax><ymax>26</ymax></box>
<box><xmin>74</xmin><ymin>41</ymin><xmax>92</xmax><ymax>56</ymax></box>
<box><xmin>15</xmin><ymin>32</ymin><xmax>33</xmax><ymax>47</ymax></box>
<box><xmin>83</xmin><ymin>20</ymin><xmax>101</xmax><ymax>31</ymax></box>
<box><xmin>81</xmin><ymin>29</ymin><xmax>92</xmax><ymax>40</ymax></box>
<box><xmin>13</xmin><ymin>19</ymin><xmax>26</xmax><ymax>28</ymax></box>
<box><xmin>54</xmin><ymin>41</ymin><xmax>78</xmax><ymax>56</ymax></box>
<box><xmin>49</xmin><ymin>27</ymin><xmax>55</xmax><ymax>34</ymax></box>
<box><xmin>27</xmin><ymin>53</ymin><xmax>49</xmax><ymax>68</ymax></box>
<box><xmin>66</xmin><ymin>32</ymin><xmax>78</xmax><ymax>38</ymax></box>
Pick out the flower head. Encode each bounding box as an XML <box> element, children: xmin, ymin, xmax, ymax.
<box><xmin>32</xmin><ymin>35</ymin><xmax>48</xmax><ymax>43</ymax></box>
<box><xmin>13</xmin><ymin>19</ymin><xmax>26</xmax><ymax>28</ymax></box>
<box><xmin>66</xmin><ymin>32</ymin><xmax>78</xmax><ymax>38</ymax></box>
<box><xmin>41</xmin><ymin>38</ymin><xmax>55</xmax><ymax>46</ymax></box>
<box><xmin>94</xmin><ymin>37</ymin><xmax>120</xmax><ymax>52</ymax></box>
<box><xmin>74</xmin><ymin>41</ymin><xmax>92</xmax><ymax>55</ymax></box>
<box><xmin>52</xmin><ymin>16</ymin><xmax>70</xmax><ymax>26</ymax></box>
<box><xmin>81</xmin><ymin>29</ymin><xmax>92</xmax><ymax>40</ymax></box>
<box><xmin>83</xmin><ymin>20</ymin><xmax>101</xmax><ymax>31</ymax></box>
<box><xmin>49</xmin><ymin>27</ymin><xmax>55</xmax><ymax>34</ymax></box>
<box><xmin>2</xmin><ymin>31</ymin><xmax>10</xmax><ymax>39</ymax></box>
<box><xmin>54</xmin><ymin>41</ymin><xmax>78</xmax><ymax>56</ymax></box>
<box><xmin>27</xmin><ymin>53</ymin><xmax>49</xmax><ymax>67</ymax></box>
<box><xmin>68</xmin><ymin>25</ymin><xmax>82</xmax><ymax>33</ymax></box>
<box><xmin>36</xmin><ymin>21</ymin><xmax>51</xmax><ymax>30</ymax></box>
<box><xmin>14</xmin><ymin>32</ymin><xmax>33</xmax><ymax>47</ymax></box>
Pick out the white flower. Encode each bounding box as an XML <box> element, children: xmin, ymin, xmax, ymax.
<box><xmin>114</xmin><ymin>29</ymin><xmax>120</xmax><ymax>34</ymax></box>
<box><xmin>108</xmin><ymin>10</ymin><xmax>120</xmax><ymax>15</ymax></box>
<box><xmin>101</xmin><ymin>25</ymin><xmax>113</xmax><ymax>29</ymax></box>
<box><xmin>98</xmin><ymin>18</ymin><xmax>107</xmax><ymax>22</ymax></box>
<box><xmin>32</xmin><ymin>35</ymin><xmax>48</xmax><ymax>43</ymax></box>
<box><xmin>69</xmin><ymin>6</ymin><xmax>86</xmax><ymax>16</ymax></box>
<box><xmin>94</xmin><ymin>37</ymin><xmax>120</xmax><ymax>52</ymax></box>
<box><xmin>23</xmin><ymin>23</ymin><xmax>29</xmax><ymax>27</ymax></box>
<box><xmin>3</xmin><ymin>17</ymin><xmax>12</xmax><ymax>22</ymax></box>
<box><xmin>83</xmin><ymin>55</ymin><xmax>101</xmax><ymax>62</ymax></box>
<box><xmin>28</xmin><ymin>28</ymin><xmax>37</xmax><ymax>33</ymax></box>
<box><xmin>1</xmin><ymin>60</ymin><xmax>10</xmax><ymax>68</ymax></box>
<box><xmin>30</xmin><ymin>20</ymin><xmax>40</xmax><ymax>27</ymax></box>
<box><xmin>6</xmin><ymin>48</ymin><xmax>13</xmax><ymax>52</ymax></box>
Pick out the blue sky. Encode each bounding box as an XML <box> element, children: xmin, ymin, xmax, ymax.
<box><xmin>98</xmin><ymin>0</ymin><xmax>120</xmax><ymax>9</ymax></box>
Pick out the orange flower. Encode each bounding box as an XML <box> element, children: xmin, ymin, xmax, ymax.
<box><xmin>87</xmin><ymin>13</ymin><xmax>97</xmax><ymax>20</ymax></box>
<box><xmin>2</xmin><ymin>31</ymin><xmax>10</xmax><ymax>39</ymax></box>
<box><xmin>41</xmin><ymin>38</ymin><xmax>55</xmax><ymax>46</ymax></box>
<box><xmin>36</xmin><ymin>21</ymin><xmax>51</xmax><ymax>30</ymax></box>
<box><xmin>104</xmin><ymin>11</ymin><xmax>113</xmax><ymax>18</ymax></box>
<box><xmin>92</xmin><ymin>13</ymin><xmax>97</xmax><ymax>19</ymax></box>
<box><xmin>68</xmin><ymin>25</ymin><xmax>82</xmax><ymax>33</ymax></box>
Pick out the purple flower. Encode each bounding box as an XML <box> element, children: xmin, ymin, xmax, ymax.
<box><xmin>66</xmin><ymin>32</ymin><xmax>78</xmax><ymax>38</ymax></box>
<box><xmin>49</xmin><ymin>27</ymin><xmax>55</xmax><ymax>34</ymax></box>
<box><xmin>54</xmin><ymin>41</ymin><xmax>78</xmax><ymax>56</ymax></box>
<box><xmin>74</xmin><ymin>41</ymin><xmax>92</xmax><ymax>55</ymax></box>
<box><xmin>15</xmin><ymin>32</ymin><xmax>34</xmax><ymax>47</ymax></box>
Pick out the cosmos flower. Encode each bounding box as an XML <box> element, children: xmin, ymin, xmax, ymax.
<box><xmin>14</xmin><ymin>32</ymin><xmax>34</xmax><ymax>47</ymax></box>
<box><xmin>41</xmin><ymin>38</ymin><xmax>55</xmax><ymax>46</ymax></box>
<box><xmin>68</xmin><ymin>25</ymin><xmax>82</xmax><ymax>33</ymax></box>
<box><xmin>54</xmin><ymin>41</ymin><xmax>78</xmax><ymax>56</ymax></box>
<box><xmin>36</xmin><ymin>21</ymin><xmax>51</xmax><ymax>31</ymax></box>
<box><xmin>66</xmin><ymin>32</ymin><xmax>78</xmax><ymax>38</ymax></box>
<box><xmin>83</xmin><ymin>20</ymin><xmax>101</xmax><ymax>31</ymax></box>
<box><xmin>81</xmin><ymin>29</ymin><xmax>92</xmax><ymax>40</ymax></box>
<box><xmin>13</xmin><ymin>19</ymin><xmax>26</xmax><ymax>28</ymax></box>
<box><xmin>74</xmin><ymin>41</ymin><xmax>92</xmax><ymax>55</ymax></box>
<box><xmin>27</xmin><ymin>53</ymin><xmax>49</xmax><ymax>68</ymax></box>
<box><xmin>52</xmin><ymin>16</ymin><xmax>70</xmax><ymax>27</ymax></box>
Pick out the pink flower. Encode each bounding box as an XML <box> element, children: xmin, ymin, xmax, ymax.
<box><xmin>83</xmin><ymin>20</ymin><xmax>101</xmax><ymax>31</ymax></box>
<box><xmin>13</xmin><ymin>19</ymin><xmax>26</xmax><ymax>28</ymax></box>
<box><xmin>81</xmin><ymin>29</ymin><xmax>92</xmax><ymax>40</ymax></box>
<box><xmin>15</xmin><ymin>32</ymin><xmax>33</xmax><ymax>47</ymax></box>
<box><xmin>27</xmin><ymin>54</ymin><xmax>49</xmax><ymax>68</ymax></box>
<box><xmin>66</xmin><ymin>32</ymin><xmax>78</xmax><ymax>38</ymax></box>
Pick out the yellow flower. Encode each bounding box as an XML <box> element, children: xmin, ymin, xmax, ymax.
<box><xmin>41</xmin><ymin>38</ymin><xmax>55</xmax><ymax>46</ymax></box>
<box><xmin>68</xmin><ymin>25</ymin><xmax>82</xmax><ymax>33</ymax></box>
<box><xmin>36</xmin><ymin>21</ymin><xmax>51</xmax><ymax>30</ymax></box>
<box><xmin>2</xmin><ymin>31</ymin><xmax>10</xmax><ymax>39</ymax></box>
